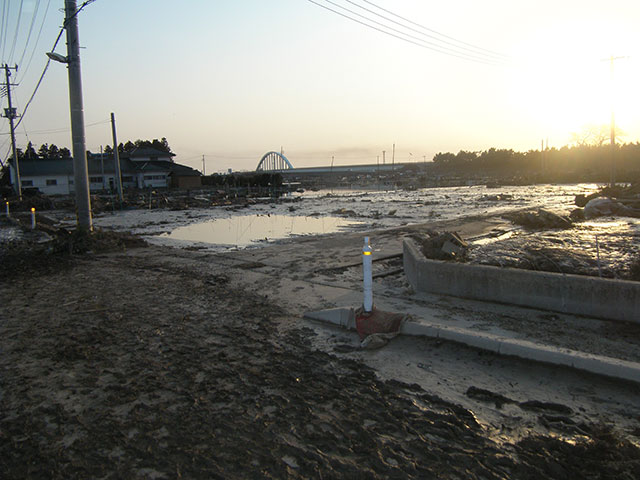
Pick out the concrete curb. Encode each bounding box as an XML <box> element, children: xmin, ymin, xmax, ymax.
<box><xmin>403</xmin><ymin>237</ymin><xmax>640</xmax><ymax>323</ymax></box>
<box><xmin>303</xmin><ymin>308</ymin><xmax>640</xmax><ymax>385</ymax></box>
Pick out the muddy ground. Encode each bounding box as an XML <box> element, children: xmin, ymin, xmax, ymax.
<box><xmin>2</xmin><ymin>221</ymin><xmax>640</xmax><ymax>479</ymax></box>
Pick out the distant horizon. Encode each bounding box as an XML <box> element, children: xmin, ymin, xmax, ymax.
<box><xmin>1</xmin><ymin>1</ymin><xmax>639</xmax><ymax>174</ymax></box>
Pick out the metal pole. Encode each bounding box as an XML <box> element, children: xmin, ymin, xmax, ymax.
<box><xmin>65</xmin><ymin>0</ymin><xmax>92</xmax><ymax>230</ymax></box>
<box><xmin>362</xmin><ymin>236</ymin><xmax>373</xmax><ymax>312</ymax></box>
<box><xmin>3</xmin><ymin>64</ymin><xmax>22</xmax><ymax>200</ymax></box>
<box><xmin>110</xmin><ymin>112</ymin><xmax>123</xmax><ymax>202</ymax></box>
<box><xmin>100</xmin><ymin>145</ymin><xmax>105</xmax><ymax>190</ymax></box>
<box><xmin>392</xmin><ymin>143</ymin><xmax>395</xmax><ymax>172</ymax></box>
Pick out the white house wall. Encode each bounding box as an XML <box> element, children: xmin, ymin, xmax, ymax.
<box><xmin>19</xmin><ymin>174</ymin><xmax>72</xmax><ymax>195</ymax></box>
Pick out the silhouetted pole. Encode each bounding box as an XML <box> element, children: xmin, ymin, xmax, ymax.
<box><xmin>609</xmin><ymin>55</ymin><xmax>616</xmax><ymax>189</ymax></box>
<box><xmin>606</xmin><ymin>55</ymin><xmax>627</xmax><ymax>189</ymax></box>
<box><xmin>65</xmin><ymin>0</ymin><xmax>92</xmax><ymax>229</ymax></box>
<box><xmin>110</xmin><ymin>112</ymin><xmax>123</xmax><ymax>202</ymax></box>
<box><xmin>2</xmin><ymin>64</ymin><xmax>21</xmax><ymax>200</ymax></box>
<box><xmin>392</xmin><ymin>143</ymin><xmax>395</xmax><ymax>172</ymax></box>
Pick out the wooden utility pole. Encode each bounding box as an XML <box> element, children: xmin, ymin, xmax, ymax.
<box><xmin>65</xmin><ymin>0</ymin><xmax>92</xmax><ymax>229</ymax></box>
<box><xmin>2</xmin><ymin>64</ymin><xmax>21</xmax><ymax>200</ymax></box>
<box><xmin>202</xmin><ymin>155</ymin><xmax>205</xmax><ymax>176</ymax></box>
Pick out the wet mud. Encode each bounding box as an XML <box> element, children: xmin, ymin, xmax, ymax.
<box><xmin>2</xmin><ymin>247</ymin><xmax>640</xmax><ymax>478</ymax></box>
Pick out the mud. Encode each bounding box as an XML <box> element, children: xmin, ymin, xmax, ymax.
<box><xmin>2</xmin><ymin>237</ymin><xmax>640</xmax><ymax>478</ymax></box>
<box><xmin>467</xmin><ymin>217</ymin><xmax>640</xmax><ymax>280</ymax></box>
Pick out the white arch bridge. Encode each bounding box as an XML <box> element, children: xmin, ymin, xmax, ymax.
<box><xmin>256</xmin><ymin>151</ymin><xmax>294</xmax><ymax>172</ymax></box>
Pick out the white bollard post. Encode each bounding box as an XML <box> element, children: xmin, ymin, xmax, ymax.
<box><xmin>362</xmin><ymin>236</ymin><xmax>373</xmax><ymax>313</ymax></box>
<box><xmin>5</xmin><ymin>201</ymin><xmax>9</xmax><ymax>217</ymax></box>
<box><xmin>31</xmin><ymin>207</ymin><xmax>36</xmax><ymax>229</ymax></box>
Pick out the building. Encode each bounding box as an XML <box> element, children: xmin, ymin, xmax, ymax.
<box><xmin>7</xmin><ymin>147</ymin><xmax>201</xmax><ymax>195</ymax></box>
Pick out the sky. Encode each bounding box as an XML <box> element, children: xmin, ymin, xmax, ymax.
<box><xmin>1</xmin><ymin>0</ymin><xmax>640</xmax><ymax>173</ymax></box>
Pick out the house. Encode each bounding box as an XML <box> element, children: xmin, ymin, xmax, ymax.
<box><xmin>7</xmin><ymin>147</ymin><xmax>201</xmax><ymax>195</ymax></box>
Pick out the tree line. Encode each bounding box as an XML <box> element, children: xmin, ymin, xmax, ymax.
<box><xmin>10</xmin><ymin>138</ymin><xmax>172</xmax><ymax>161</ymax></box>
<box><xmin>431</xmin><ymin>142</ymin><xmax>640</xmax><ymax>181</ymax></box>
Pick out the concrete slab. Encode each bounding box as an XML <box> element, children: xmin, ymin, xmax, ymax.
<box><xmin>403</xmin><ymin>237</ymin><xmax>640</xmax><ymax>323</ymax></box>
<box><xmin>304</xmin><ymin>307</ymin><xmax>355</xmax><ymax>329</ymax></box>
<box><xmin>307</xmin><ymin>307</ymin><xmax>640</xmax><ymax>385</ymax></box>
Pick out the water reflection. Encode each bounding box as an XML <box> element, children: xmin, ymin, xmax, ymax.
<box><xmin>160</xmin><ymin>214</ymin><xmax>361</xmax><ymax>247</ymax></box>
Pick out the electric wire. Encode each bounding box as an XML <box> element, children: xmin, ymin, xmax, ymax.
<box><xmin>16</xmin><ymin>0</ymin><xmax>42</xmax><ymax>69</ymax></box>
<box><xmin>8</xmin><ymin>0</ymin><xmax>24</xmax><ymax>64</ymax></box>
<box><xmin>18</xmin><ymin>0</ymin><xmax>51</xmax><ymax>83</ymax></box>
<box><xmin>14</xmin><ymin>0</ymin><xmax>97</xmax><ymax>132</ymax></box>
<box><xmin>1</xmin><ymin>0</ymin><xmax>10</xmax><ymax>62</ymax></box>
<box><xmin>359</xmin><ymin>0</ymin><xmax>510</xmax><ymax>60</ymax></box>
<box><xmin>307</xmin><ymin>0</ymin><xmax>508</xmax><ymax>66</ymax></box>
<box><xmin>320</xmin><ymin>0</ymin><xmax>506</xmax><ymax>65</ymax></box>
<box><xmin>344</xmin><ymin>0</ymin><xmax>509</xmax><ymax>62</ymax></box>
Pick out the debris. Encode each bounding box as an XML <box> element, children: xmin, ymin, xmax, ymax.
<box><xmin>509</xmin><ymin>209</ymin><xmax>572</xmax><ymax>229</ymax></box>
<box><xmin>415</xmin><ymin>231</ymin><xmax>468</xmax><ymax>260</ymax></box>
<box><xmin>282</xmin><ymin>455</ymin><xmax>299</xmax><ymax>469</ymax></box>
<box><xmin>355</xmin><ymin>308</ymin><xmax>405</xmax><ymax>339</ymax></box>
<box><xmin>466</xmin><ymin>386</ymin><xmax>516</xmax><ymax>409</ymax></box>
<box><xmin>481</xmin><ymin>193</ymin><xmax>513</xmax><ymax>202</ymax></box>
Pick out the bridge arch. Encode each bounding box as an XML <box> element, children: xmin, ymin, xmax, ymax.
<box><xmin>256</xmin><ymin>151</ymin><xmax>294</xmax><ymax>172</ymax></box>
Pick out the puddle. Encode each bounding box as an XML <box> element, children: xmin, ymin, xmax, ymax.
<box><xmin>158</xmin><ymin>214</ymin><xmax>362</xmax><ymax>248</ymax></box>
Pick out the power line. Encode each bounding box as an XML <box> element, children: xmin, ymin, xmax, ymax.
<box><xmin>19</xmin><ymin>118</ymin><xmax>110</xmax><ymax>135</ymax></box>
<box><xmin>306</xmin><ymin>0</ymin><xmax>509</xmax><ymax>66</ymax></box>
<box><xmin>13</xmin><ymin>0</ymin><xmax>97</xmax><ymax>132</ymax></box>
<box><xmin>8</xmin><ymin>0</ymin><xmax>25</xmax><ymax>63</ymax></box>
<box><xmin>18</xmin><ymin>0</ymin><xmax>51</xmax><ymax>83</ymax></box>
<box><xmin>320</xmin><ymin>0</ymin><xmax>506</xmax><ymax>65</ymax></box>
<box><xmin>1</xmin><ymin>0</ymin><xmax>10</xmax><ymax>61</ymax></box>
<box><xmin>16</xmin><ymin>0</ymin><xmax>42</xmax><ymax>69</ymax></box>
<box><xmin>345</xmin><ymin>0</ymin><xmax>509</xmax><ymax>62</ymax></box>
<box><xmin>359</xmin><ymin>0</ymin><xmax>510</xmax><ymax>60</ymax></box>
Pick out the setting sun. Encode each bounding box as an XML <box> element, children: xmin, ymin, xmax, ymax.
<box><xmin>509</xmin><ymin>20</ymin><xmax>639</xmax><ymax>146</ymax></box>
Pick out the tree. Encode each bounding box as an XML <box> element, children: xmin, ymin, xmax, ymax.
<box><xmin>570</xmin><ymin>124</ymin><xmax>625</xmax><ymax>147</ymax></box>
<box><xmin>24</xmin><ymin>142</ymin><xmax>37</xmax><ymax>160</ymax></box>
<box><xmin>152</xmin><ymin>137</ymin><xmax>171</xmax><ymax>153</ymax></box>
<box><xmin>48</xmin><ymin>144</ymin><xmax>60</xmax><ymax>159</ymax></box>
<box><xmin>60</xmin><ymin>147</ymin><xmax>71</xmax><ymax>158</ymax></box>
<box><xmin>123</xmin><ymin>141</ymin><xmax>136</xmax><ymax>152</ymax></box>
<box><xmin>104</xmin><ymin>145</ymin><xmax>113</xmax><ymax>154</ymax></box>
<box><xmin>432</xmin><ymin>152</ymin><xmax>456</xmax><ymax>164</ymax></box>
<box><xmin>38</xmin><ymin>143</ymin><xmax>49</xmax><ymax>158</ymax></box>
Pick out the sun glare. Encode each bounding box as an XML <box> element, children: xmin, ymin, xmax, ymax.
<box><xmin>509</xmin><ymin>20</ymin><xmax>639</xmax><ymax>145</ymax></box>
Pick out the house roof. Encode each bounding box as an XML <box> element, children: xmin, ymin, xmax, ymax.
<box><xmin>9</xmin><ymin>158</ymin><xmax>74</xmax><ymax>176</ymax></box>
<box><xmin>10</xmin><ymin>156</ymin><xmax>200</xmax><ymax>177</ymax></box>
<box><xmin>166</xmin><ymin>163</ymin><xmax>202</xmax><ymax>177</ymax></box>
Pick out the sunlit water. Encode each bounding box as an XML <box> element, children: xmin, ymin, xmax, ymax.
<box><xmin>159</xmin><ymin>214</ymin><xmax>362</xmax><ymax>248</ymax></box>
<box><xmin>90</xmin><ymin>183</ymin><xmax>614</xmax><ymax>251</ymax></box>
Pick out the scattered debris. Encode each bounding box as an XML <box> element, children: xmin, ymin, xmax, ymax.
<box><xmin>583</xmin><ymin>197</ymin><xmax>640</xmax><ymax>219</ymax></box>
<box><xmin>508</xmin><ymin>209</ymin><xmax>572</xmax><ymax>229</ymax></box>
<box><xmin>481</xmin><ymin>193</ymin><xmax>513</xmax><ymax>201</ymax></box>
<box><xmin>414</xmin><ymin>231</ymin><xmax>469</xmax><ymax>260</ymax></box>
